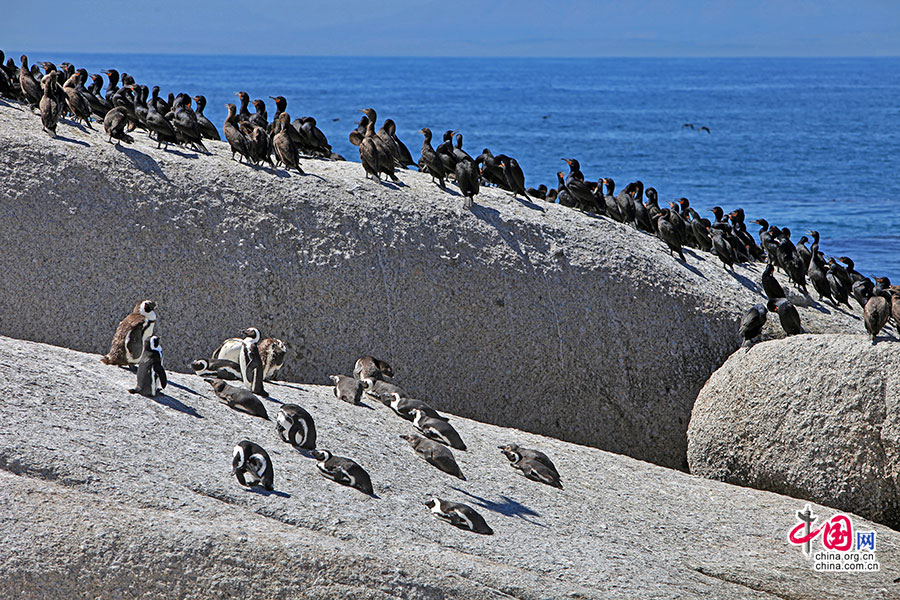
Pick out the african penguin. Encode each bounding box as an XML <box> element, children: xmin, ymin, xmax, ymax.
<box><xmin>498</xmin><ymin>443</ymin><xmax>560</xmax><ymax>479</ymax></box>
<box><xmin>400</xmin><ymin>433</ymin><xmax>465</xmax><ymax>480</ymax></box>
<box><xmin>191</xmin><ymin>358</ymin><xmax>241</xmax><ymax>380</ymax></box>
<box><xmin>425</xmin><ymin>497</ymin><xmax>493</xmax><ymax>535</ymax></box>
<box><xmin>101</xmin><ymin>300</ymin><xmax>157</xmax><ymax>366</ymax></box>
<box><xmin>361</xmin><ymin>377</ymin><xmax>407</xmax><ymax>400</ymax></box>
<box><xmin>232</xmin><ymin>440</ymin><xmax>274</xmax><ymax>491</ymax></box>
<box><xmin>211</xmin><ymin>336</ymin><xmax>243</xmax><ymax>363</ymax></box>
<box><xmin>330</xmin><ymin>374</ymin><xmax>363</xmax><ymax>405</ymax></box>
<box><xmin>500</xmin><ymin>446</ymin><xmax>562</xmax><ymax>489</ymax></box>
<box><xmin>412</xmin><ymin>409</ymin><xmax>466</xmax><ymax>450</ymax></box>
<box><xmin>237</xmin><ymin>327</ymin><xmax>267</xmax><ymax>397</ymax></box>
<box><xmin>258</xmin><ymin>337</ymin><xmax>287</xmax><ymax>381</ymax></box>
<box><xmin>275</xmin><ymin>404</ymin><xmax>316</xmax><ymax>449</ymax></box>
<box><xmin>311</xmin><ymin>450</ymin><xmax>374</xmax><ymax>495</ymax></box>
<box><xmin>379</xmin><ymin>392</ymin><xmax>448</xmax><ymax>422</ymax></box>
<box><xmin>206</xmin><ymin>378</ymin><xmax>269</xmax><ymax>420</ymax></box>
<box><xmin>353</xmin><ymin>355</ymin><xmax>393</xmax><ymax>381</ymax></box>
<box><xmin>128</xmin><ymin>335</ymin><xmax>167</xmax><ymax>397</ymax></box>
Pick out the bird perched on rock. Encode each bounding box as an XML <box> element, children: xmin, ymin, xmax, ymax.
<box><xmin>361</xmin><ymin>377</ymin><xmax>407</xmax><ymax>400</ymax></box>
<box><xmin>400</xmin><ymin>433</ymin><xmax>465</xmax><ymax>480</ymax></box>
<box><xmin>761</xmin><ymin>263</ymin><xmax>786</xmax><ymax>300</ymax></box>
<box><xmin>232</xmin><ymin>441</ymin><xmax>273</xmax><ymax>491</ymax></box>
<box><xmin>330</xmin><ymin>374</ymin><xmax>363</xmax><ymax>404</ymax></box>
<box><xmin>206</xmin><ymin>378</ymin><xmax>269</xmax><ymax>420</ymax></box>
<box><xmin>864</xmin><ymin>291</ymin><xmax>891</xmax><ymax>343</ymax></box>
<box><xmin>258</xmin><ymin>337</ymin><xmax>287</xmax><ymax>381</ymax></box>
<box><xmin>498</xmin><ymin>443</ymin><xmax>560</xmax><ymax>479</ymax></box>
<box><xmin>103</xmin><ymin>106</ymin><xmax>133</xmax><ymax>144</ymax></box>
<box><xmin>379</xmin><ymin>392</ymin><xmax>448</xmax><ymax>422</ymax></box>
<box><xmin>312</xmin><ymin>450</ymin><xmax>374</xmax><ymax>495</ymax></box>
<box><xmin>412</xmin><ymin>408</ymin><xmax>466</xmax><ymax>450</ymax></box>
<box><xmin>353</xmin><ymin>355</ymin><xmax>393</xmax><ymax>381</ymax></box>
<box><xmin>767</xmin><ymin>298</ymin><xmax>803</xmax><ymax>336</ymax></box>
<box><xmin>424</xmin><ymin>497</ymin><xmax>493</xmax><ymax>535</ymax></box>
<box><xmin>739</xmin><ymin>304</ymin><xmax>767</xmax><ymax>349</ymax></box>
<box><xmin>499</xmin><ymin>444</ymin><xmax>562</xmax><ymax>488</ymax></box>
<box><xmin>101</xmin><ymin>300</ymin><xmax>157</xmax><ymax>367</ymax></box>
<box><xmin>128</xmin><ymin>336</ymin><xmax>167</xmax><ymax>398</ymax></box>
<box><xmin>190</xmin><ymin>358</ymin><xmax>241</xmax><ymax>380</ymax></box>
<box><xmin>275</xmin><ymin>404</ymin><xmax>316</xmax><ymax>449</ymax></box>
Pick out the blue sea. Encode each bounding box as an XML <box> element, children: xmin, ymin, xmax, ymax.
<box><xmin>8</xmin><ymin>52</ymin><xmax>900</xmax><ymax>280</ymax></box>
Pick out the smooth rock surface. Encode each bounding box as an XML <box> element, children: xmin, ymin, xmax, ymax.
<box><xmin>688</xmin><ymin>334</ymin><xmax>900</xmax><ymax>529</ymax></box>
<box><xmin>0</xmin><ymin>102</ymin><xmax>866</xmax><ymax>469</ymax></box>
<box><xmin>2</xmin><ymin>335</ymin><xmax>899</xmax><ymax>599</ymax></box>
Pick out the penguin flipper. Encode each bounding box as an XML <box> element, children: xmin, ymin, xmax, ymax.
<box><xmin>154</xmin><ymin>362</ymin><xmax>168</xmax><ymax>389</ymax></box>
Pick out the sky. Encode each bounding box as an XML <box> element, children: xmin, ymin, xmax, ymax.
<box><xmin>2</xmin><ymin>0</ymin><xmax>899</xmax><ymax>58</ymax></box>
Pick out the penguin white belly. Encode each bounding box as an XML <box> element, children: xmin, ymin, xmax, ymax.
<box><xmin>215</xmin><ymin>339</ymin><xmax>243</xmax><ymax>363</ymax></box>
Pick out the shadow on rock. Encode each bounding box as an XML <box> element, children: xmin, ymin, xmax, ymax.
<box><xmin>166</xmin><ymin>380</ymin><xmax>205</xmax><ymax>398</ymax></box>
<box><xmin>152</xmin><ymin>393</ymin><xmax>203</xmax><ymax>418</ymax></box>
<box><xmin>451</xmin><ymin>487</ymin><xmax>545</xmax><ymax>527</ymax></box>
<box><xmin>54</xmin><ymin>135</ymin><xmax>90</xmax><ymax>148</ymax></box>
<box><xmin>114</xmin><ymin>144</ymin><xmax>169</xmax><ymax>181</ymax></box>
<box><xmin>245</xmin><ymin>487</ymin><xmax>290</xmax><ymax>499</ymax></box>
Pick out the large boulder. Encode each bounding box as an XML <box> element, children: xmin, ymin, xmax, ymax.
<box><xmin>0</xmin><ymin>104</ymin><xmax>862</xmax><ymax>469</ymax></box>
<box><xmin>688</xmin><ymin>334</ymin><xmax>900</xmax><ymax>528</ymax></box>
<box><xmin>2</xmin><ymin>335</ymin><xmax>898</xmax><ymax>599</ymax></box>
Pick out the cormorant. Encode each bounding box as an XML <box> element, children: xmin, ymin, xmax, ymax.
<box><xmin>498</xmin><ymin>155</ymin><xmax>528</xmax><ymax>199</ymax></box>
<box><xmin>359</xmin><ymin>108</ymin><xmax>398</xmax><ymax>181</ymax></box>
<box><xmin>272</xmin><ymin>113</ymin><xmax>303</xmax><ymax>173</ymax></box>
<box><xmin>235</xmin><ymin>91</ymin><xmax>252</xmax><ymax>122</ymax></box>
<box><xmin>193</xmin><ymin>95</ymin><xmax>220</xmax><ymax>140</ymax></box>
<box><xmin>169</xmin><ymin>94</ymin><xmax>207</xmax><ymax>152</ymax></box>
<box><xmin>709</xmin><ymin>225</ymin><xmax>736</xmax><ymax>270</ymax></box>
<box><xmin>101</xmin><ymin>69</ymin><xmax>119</xmax><ymax>104</ymax></box>
<box><xmin>761</xmin><ymin>263</ymin><xmax>786</xmax><ymax>299</ymax></box>
<box><xmin>249</xmin><ymin>99</ymin><xmax>268</xmax><ymax>129</ymax></box>
<box><xmin>601</xmin><ymin>179</ymin><xmax>623</xmax><ymax>222</ymax></box>
<box><xmin>224</xmin><ymin>102</ymin><xmax>252</xmax><ymax>163</ymax></box>
<box><xmin>767</xmin><ymin>298</ymin><xmax>803</xmax><ymax>335</ymax></box>
<box><xmin>455</xmin><ymin>156</ymin><xmax>479</xmax><ymax>209</ymax></box>
<box><xmin>62</xmin><ymin>72</ymin><xmax>93</xmax><ymax>128</ymax></box>
<box><xmin>435</xmin><ymin>130</ymin><xmax>456</xmax><ymax>174</ymax></box>
<box><xmin>385</xmin><ymin>119</ymin><xmax>415</xmax><ymax>168</ymax></box>
<box><xmin>826</xmin><ymin>257</ymin><xmax>853</xmax><ymax>309</ymax></box>
<box><xmin>103</xmin><ymin>107</ymin><xmax>133</xmax><ymax>144</ymax></box>
<box><xmin>38</xmin><ymin>71</ymin><xmax>60</xmax><ymax>136</ymax></box>
<box><xmin>525</xmin><ymin>184</ymin><xmax>548</xmax><ymax>200</ymax></box>
<box><xmin>655</xmin><ymin>209</ymin><xmax>686</xmax><ymax>262</ymax></box>
<box><xmin>555</xmin><ymin>172</ymin><xmax>575</xmax><ymax>207</ymax></box>
<box><xmin>19</xmin><ymin>55</ymin><xmax>42</xmax><ymax>107</ymax></box>
<box><xmin>418</xmin><ymin>127</ymin><xmax>446</xmax><ymax>188</ymax></box>
<box><xmin>476</xmin><ymin>148</ymin><xmax>506</xmax><ymax>188</ymax></box>
<box><xmin>864</xmin><ymin>291</ymin><xmax>891</xmax><ymax>342</ymax></box>
<box><xmin>739</xmin><ymin>304</ymin><xmax>767</xmax><ymax>349</ymax></box>
<box><xmin>349</xmin><ymin>112</ymin><xmax>382</xmax><ymax>181</ymax></box>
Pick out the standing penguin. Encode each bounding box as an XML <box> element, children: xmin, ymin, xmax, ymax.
<box><xmin>330</xmin><ymin>374</ymin><xmax>363</xmax><ymax>404</ymax></box>
<box><xmin>237</xmin><ymin>327</ymin><xmax>267</xmax><ymax>397</ymax></box>
<box><xmin>311</xmin><ymin>450</ymin><xmax>374</xmax><ymax>495</ymax></box>
<box><xmin>101</xmin><ymin>300</ymin><xmax>157</xmax><ymax>367</ymax></box>
<box><xmin>232</xmin><ymin>441</ymin><xmax>274</xmax><ymax>491</ymax></box>
<box><xmin>128</xmin><ymin>336</ymin><xmax>167</xmax><ymax>398</ymax></box>
<box><xmin>258</xmin><ymin>337</ymin><xmax>287</xmax><ymax>381</ymax></box>
<box><xmin>275</xmin><ymin>404</ymin><xmax>317</xmax><ymax>449</ymax></box>
<box><xmin>424</xmin><ymin>497</ymin><xmax>493</xmax><ymax>535</ymax></box>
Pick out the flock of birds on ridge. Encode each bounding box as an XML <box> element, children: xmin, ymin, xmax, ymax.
<box><xmin>3</xmin><ymin>51</ymin><xmax>900</xmax><ymax>346</ymax></box>
<box><xmin>102</xmin><ymin>300</ymin><xmax>564</xmax><ymax>535</ymax></box>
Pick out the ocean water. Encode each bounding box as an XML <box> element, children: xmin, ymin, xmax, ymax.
<box><xmin>8</xmin><ymin>52</ymin><xmax>900</xmax><ymax>280</ymax></box>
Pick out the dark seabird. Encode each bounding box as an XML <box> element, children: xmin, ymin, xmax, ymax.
<box><xmin>38</xmin><ymin>71</ymin><xmax>61</xmax><ymax>136</ymax></box>
<box><xmin>349</xmin><ymin>114</ymin><xmax>382</xmax><ymax>180</ymax></box>
<box><xmin>456</xmin><ymin>157</ymin><xmax>480</xmax><ymax>209</ymax></box>
<box><xmin>525</xmin><ymin>184</ymin><xmax>547</xmax><ymax>199</ymax></box>
<box><xmin>273</xmin><ymin>114</ymin><xmax>303</xmax><ymax>173</ymax></box>
<box><xmin>400</xmin><ymin>433</ymin><xmax>465</xmax><ymax>480</ymax></box>
<box><xmin>385</xmin><ymin>119</ymin><xmax>415</xmax><ymax>168</ymax></box>
<box><xmin>864</xmin><ymin>291</ymin><xmax>891</xmax><ymax>343</ymax></box>
<box><xmin>826</xmin><ymin>258</ymin><xmax>853</xmax><ymax>310</ymax></box>
<box><xmin>19</xmin><ymin>55</ymin><xmax>42</xmax><ymax>107</ymax></box>
<box><xmin>103</xmin><ymin>107</ymin><xmax>133</xmax><ymax>144</ymax></box>
<box><xmin>655</xmin><ymin>209</ymin><xmax>686</xmax><ymax>262</ymax></box>
<box><xmin>359</xmin><ymin>108</ymin><xmax>399</xmax><ymax>181</ymax></box>
<box><xmin>418</xmin><ymin>127</ymin><xmax>446</xmax><ymax>188</ymax></box>
<box><xmin>498</xmin><ymin>155</ymin><xmax>528</xmax><ymax>199</ymax></box>
<box><xmin>235</xmin><ymin>91</ymin><xmax>252</xmax><ymax>122</ymax></box>
<box><xmin>739</xmin><ymin>304</ymin><xmax>768</xmax><ymax>349</ymax></box>
<box><xmin>767</xmin><ymin>298</ymin><xmax>803</xmax><ymax>335</ymax></box>
<box><xmin>761</xmin><ymin>263</ymin><xmax>786</xmax><ymax>299</ymax></box>
<box><xmin>224</xmin><ymin>103</ymin><xmax>253</xmax><ymax>163</ymax></box>
<box><xmin>709</xmin><ymin>226</ymin><xmax>736</xmax><ymax>270</ymax></box>
<box><xmin>555</xmin><ymin>172</ymin><xmax>575</xmax><ymax>207</ymax></box>
<box><xmin>193</xmin><ymin>95</ymin><xmax>220</xmax><ymax>140</ymax></box>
